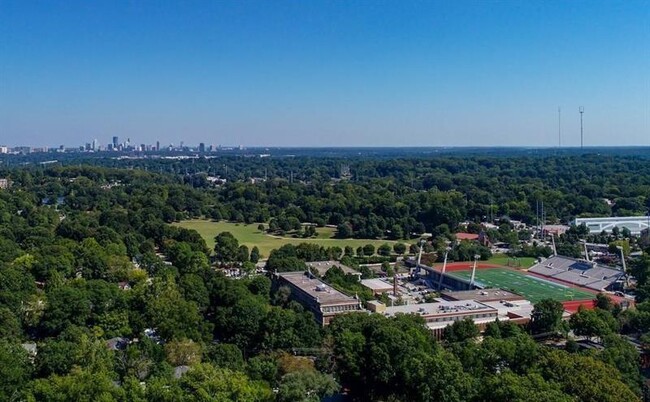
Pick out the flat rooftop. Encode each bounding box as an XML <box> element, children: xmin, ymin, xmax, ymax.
<box><xmin>382</xmin><ymin>299</ymin><xmax>495</xmax><ymax>318</ymax></box>
<box><xmin>361</xmin><ymin>278</ymin><xmax>394</xmax><ymax>291</ymax></box>
<box><xmin>306</xmin><ymin>261</ymin><xmax>360</xmax><ymax>276</ymax></box>
<box><xmin>441</xmin><ymin>288</ymin><xmax>524</xmax><ymax>302</ymax></box>
<box><xmin>278</xmin><ymin>271</ymin><xmax>358</xmax><ymax>306</ymax></box>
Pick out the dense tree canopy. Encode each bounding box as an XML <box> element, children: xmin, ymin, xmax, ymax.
<box><xmin>0</xmin><ymin>154</ymin><xmax>647</xmax><ymax>401</ymax></box>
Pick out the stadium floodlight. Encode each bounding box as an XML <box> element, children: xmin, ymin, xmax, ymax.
<box><xmin>550</xmin><ymin>233</ymin><xmax>557</xmax><ymax>256</ymax></box>
<box><xmin>438</xmin><ymin>247</ymin><xmax>452</xmax><ymax>291</ymax></box>
<box><xmin>616</xmin><ymin>246</ymin><xmax>627</xmax><ymax>273</ymax></box>
<box><xmin>469</xmin><ymin>254</ymin><xmax>480</xmax><ymax>288</ymax></box>
<box><xmin>581</xmin><ymin>240</ymin><xmax>590</xmax><ymax>262</ymax></box>
<box><xmin>415</xmin><ymin>238</ymin><xmax>426</xmax><ymax>275</ymax></box>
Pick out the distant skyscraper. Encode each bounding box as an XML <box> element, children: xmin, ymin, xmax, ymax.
<box><xmin>112</xmin><ymin>136</ymin><xmax>119</xmax><ymax>149</ymax></box>
<box><xmin>156</xmin><ymin>141</ymin><xmax>160</xmax><ymax>151</ymax></box>
<box><xmin>199</xmin><ymin>143</ymin><xmax>205</xmax><ymax>153</ymax></box>
<box><xmin>92</xmin><ymin>139</ymin><xmax>98</xmax><ymax>151</ymax></box>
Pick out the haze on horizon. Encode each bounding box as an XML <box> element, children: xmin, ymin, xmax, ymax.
<box><xmin>1</xmin><ymin>1</ymin><xmax>648</xmax><ymax>148</ymax></box>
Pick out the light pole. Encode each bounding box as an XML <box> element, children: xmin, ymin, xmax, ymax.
<box><xmin>469</xmin><ymin>254</ymin><xmax>480</xmax><ymax>288</ymax></box>
<box><xmin>616</xmin><ymin>245</ymin><xmax>629</xmax><ymax>289</ymax></box>
<box><xmin>438</xmin><ymin>247</ymin><xmax>451</xmax><ymax>291</ymax></box>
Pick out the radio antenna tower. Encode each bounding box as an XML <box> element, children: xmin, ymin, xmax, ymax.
<box><xmin>579</xmin><ymin>106</ymin><xmax>584</xmax><ymax>149</ymax></box>
<box><xmin>558</xmin><ymin>107</ymin><xmax>562</xmax><ymax>147</ymax></box>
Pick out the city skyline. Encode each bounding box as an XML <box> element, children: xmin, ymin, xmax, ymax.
<box><xmin>1</xmin><ymin>1</ymin><xmax>649</xmax><ymax>147</ymax></box>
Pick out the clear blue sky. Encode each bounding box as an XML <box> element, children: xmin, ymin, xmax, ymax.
<box><xmin>1</xmin><ymin>0</ymin><xmax>648</xmax><ymax>147</ymax></box>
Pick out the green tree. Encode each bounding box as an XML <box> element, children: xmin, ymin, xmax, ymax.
<box><xmin>600</xmin><ymin>334</ymin><xmax>643</xmax><ymax>395</ymax></box>
<box><xmin>0</xmin><ymin>307</ymin><xmax>22</xmax><ymax>339</ymax></box>
<box><xmin>530</xmin><ymin>299</ymin><xmax>564</xmax><ymax>334</ymax></box>
<box><xmin>28</xmin><ymin>368</ymin><xmax>126</xmax><ymax>401</ymax></box>
<box><xmin>41</xmin><ymin>285</ymin><xmax>92</xmax><ymax>336</ymax></box>
<box><xmin>363</xmin><ymin>244</ymin><xmax>375</xmax><ymax>256</ymax></box>
<box><xmin>443</xmin><ymin>318</ymin><xmax>480</xmax><ymax>343</ymax></box>
<box><xmin>250</xmin><ymin>246</ymin><xmax>260</xmax><ymax>263</ymax></box>
<box><xmin>178</xmin><ymin>363</ymin><xmax>273</xmax><ymax>402</ymax></box>
<box><xmin>144</xmin><ymin>278</ymin><xmax>206</xmax><ymax>342</ymax></box>
<box><xmin>393</xmin><ymin>243</ymin><xmax>407</xmax><ymax>255</ymax></box>
<box><xmin>569</xmin><ymin>307</ymin><xmax>618</xmax><ymax>341</ymax></box>
<box><xmin>165</xmin><ymin>338</ymin><xmax>202</xmax><ymax>366</ymax></box>
<box><xmin>477</xmin><ymin>372</ymin><xmax>573</xmax><ymax>402</ymax></box>
<box><xmin>377</xmin><ymin>243</ymin><xmax>392</xmax><ymax>256</ymax></box>
<box><xmin>0</xmin><ymin>340</ymin><xmax>32</xmax><ymax>401</ymax></box>
<box><xmin>237</xmin><ymin>245</ymin><xmax>250</xmax><ymax>264</ymax></box>
<box><xmin>539</xmin><ymin>349</ymin><xmax>640</xmax><ymax>402</ymax></box>
<box><xmin>277</xmin><ymin>370</ymin><xmax>339</xmax><ymax>402</ymax></box>
<box><xmin>336</xmin><ymin>223</ymin><xmax>353</xmax><ymax>239</ymax></box>
<box><xmin>214</xmin><ymin>232</ymin><xmax>240</xmax><ymax>263</ymax></box>
<box><xmin>205</xmin><ymin>343</ymin><xmax>245</xmax><ymax>371</ymax></box>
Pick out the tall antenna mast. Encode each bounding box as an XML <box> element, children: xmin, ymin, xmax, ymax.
<box><xmin>579</xmin><ymin>106</ymin><xmax>584</xmax><ymax>149</ymax></box>
<box><xmin>558</xmin><ymin>107</ymin><xmax>562</xmax><ymax>147</ymax></box>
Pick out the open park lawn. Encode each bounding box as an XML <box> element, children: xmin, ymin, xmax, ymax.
<box><xmin>174</xmin><ymin>219</ymin><xmax>410</xmax><ymax>258</ymax></box>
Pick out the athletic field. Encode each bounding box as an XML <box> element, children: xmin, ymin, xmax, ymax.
<box><xmin>447</xmin><ymin>268</ymin><xmax>595</xmax><ymax>303</ymax></box>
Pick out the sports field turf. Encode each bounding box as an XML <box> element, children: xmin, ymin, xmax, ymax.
<box><xmin>174</xmin><ymin>219</ymin><xmax>409</xmax><ymax>258</ymax></box>
<box><xmin>487</xmin><ymin>255</ymin><xmax>537</xmax><ymax>268</ymax></box>
<box><xmin>447</xmin><ymin>268</ymin><xmax>595</xmax><ymax>303</ymax></box>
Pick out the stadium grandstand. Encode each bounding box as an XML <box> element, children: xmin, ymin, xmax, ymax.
<box><xmin>528</xmin><ymin>255</ymin><xmax>625</xmax><ymax>291</ymax></box>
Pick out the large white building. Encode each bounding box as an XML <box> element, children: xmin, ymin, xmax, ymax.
<box><xmin>575</xmin><ymin>216</ymin><xmax>650</xmax><ymax>235</ymax></box>
<box><xmin>370</xmin><ymin>296</ymin><xmax>534</xmax><ymax>340</ymax></box>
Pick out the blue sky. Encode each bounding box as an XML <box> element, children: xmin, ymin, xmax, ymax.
<box><xmin>1</xmin><ymin>0</ymin><xmax>648</xmax><ymax>147</ymax></box>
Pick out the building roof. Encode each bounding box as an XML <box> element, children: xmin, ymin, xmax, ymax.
<box><xmin>306</xmin><ymin>261</ymin><xmax>360</xmax><ymax>276</ymax></box>
<box><xmin>361</xmin><ymin>278</ymin><xmax>394</xmax><ymax>291</ymax></box>
<box><xmin>575</xmin><ymin>216</ymin><xmax>650</xmax><ymax>235</ymax></box>
<box><xmin>480</xmin><ymin>300</ymin><xmax>535</xmax><ymax>321</ymax></box>
<box><xmin>278</xmin><ymin>271</ymin><xmax>359</xmax><ymax>306</ymax></box>
<box><xmin>456</xmin><ymin>232</ymin><xmax>479</xmax><ymax>241</ymax></box>
<box><xmin>441</xmin><ymin>288</ymin><xmax>524</xmax><ymax>302</ymax></box>
<box><xmin>382</xmin><ymin>299</ymin><xmax>495</xmax><ymax>318</ymax></box>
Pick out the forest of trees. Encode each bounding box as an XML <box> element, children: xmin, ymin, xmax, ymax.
<box><xmin>0</xmin><ymin>154</ymin><xmax>648</xmax><ymax>401</ymax></box>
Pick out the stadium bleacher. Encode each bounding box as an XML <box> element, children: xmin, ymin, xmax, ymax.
<box><xmin>528</xmin><ymin>255</ymin><xmax>624</xmax><ymax>291</ymax></box>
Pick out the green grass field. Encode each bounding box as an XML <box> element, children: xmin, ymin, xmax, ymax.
<box><xmin>487</xmin><ymin>254</ymin><xmax>537</xmax><ymax>268</ymax></box>
<box><xmin>448</xmin><ymin>268</ymin><xmax>595</xmax><ymax>303</ymax></box>
<box><xmin>174</xmin><ymin>219</ymin><xmax>409</xmax><ymax>258</ymax></box>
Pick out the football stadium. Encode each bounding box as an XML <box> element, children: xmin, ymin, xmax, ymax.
<box><xmin>414</xmin><ymin>258</ymin><xmax>604</xmax><ymax>306</ymax></box>
<box><xmin>445</xmin><ymin>267</ymin><xmax>595</xmax><ymax>303</ymax></box>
